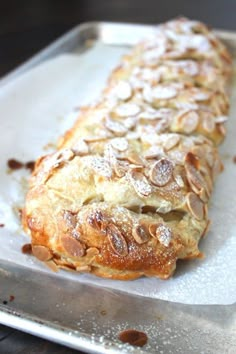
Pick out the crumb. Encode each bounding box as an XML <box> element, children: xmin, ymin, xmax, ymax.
<box><xmin>3</xmin><ymin>300</ymin><xmax>8</xmax><ymax>305</ymax></box>
<box><xmin>233</xmin><ymin>156</ymin><xmax>236</xmax><ymax>163</ymax></box>
<box><xmin>0</xmin><ymin>224</ymin><xmax>4</xmax><ymax>227</ymax></box>
<box><xmin>25</xmin><ymin>161</ymin><xmax>35</xmax><ymax>172</ymax></box>
<box><xmin>7</xmin><ymin>159</ymin><xmax>24</xmax><ymax>170</ymax></box>
<box><xmin>118</xmin><ymin>329</ymin><xmax>148</xmax><ymax>347</ymax></box>
<box><xmin>9</xmin><ymin>295</ymin><xmax>15</xmax><ymax>302</ymax></box>
<box><xmin>21</xmin><ymin>243</ymin><xmax>32</xmax><ymax>255</ymax></box>
<box><xmin>100</xmin><ymin>310</ymin><xmax>107</xmax><ymax>316</ymax></box>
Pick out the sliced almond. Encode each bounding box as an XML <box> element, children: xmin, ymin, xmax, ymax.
<box><xmin>86</xmin><ymin>247</ymin><xmax>99</xmax><ymax>257</ymax></box>
<box><xmin>72</xmin><ymin>139</ymin><xmax>89</xmax><ymax>156</ymax></box>
<box><xmin>76</xmin><ymin>265</ymin><xmax>92</xmax><ymax>272</ymax></box>
<box><xmin>126</xmin><ymin>153</ymin><xmax>146</xmax><ymax>166</ymax></box>
<box><xmin>104</xmin><ymin>118</ymin><xmax>127</xmax><ymax>136</ymax></box>
<box><xmin>45</xmin><ymin>260</ymin><xmax>58</xmax><ymax>272</ymax></box>
<box><xmin>61</xmin><ymin>235</ymin><xmax>85</xmax><ymax>258</ymax></box>
<box><xmin>185</xmin><ymin>152</ymin><xmax>200</xmax><ymax>169</ymax></box>
<box><xmin>174</xmin><ymin>174</ymin><xmax>185</xmax><ymax>188</ymax></box>
<box><xmin>177</xmin><ymin>110</ymin><xmax>199</xmax><ymax>133</ymax></box>
<box><xmin>114</xmin><ymin>81</ymin><xmax>132</xmax><ymax>100</ymax></box>
<box><xmin>63</xmin><ymin>210</ymin><xmax>77</xmax><ymax>229</ymax></box>
<box><xmin>149</xmin><ymin>223</ymin><xmax>157</xmax><ymax>237</ymax></box>
<box><xmin>185</xmin><ymin>154</ymin><xmax>209</xmax><ymax>198</ymax></box>
<box><xmin>84</xmin><ymin>135</ymin><xmax>108</xmax><ymax>143</ymax></box>
<box><xmin>214</xmin><ymin>115</ymin><xmax>228</xmax><ymax>123</ymax></box>
<box><xmin>32</xmin><ymin>245</ymin><xmax>53</xmax><ymax>262</ymax></box>
<box><xmin>155</xmin><ymin>223</ymin><xmax>173</xmax><ymax>247</ymax></box>
<box><xmin>186</xmin><ymin>192</ymin><xmax>205</xmax><ymax>220</ymax></box>
<box><xmin>202</xmin><ymin>114</ymin><xmax>215</xmax><ymax>133</ymax></box>
<box><xmin>110</xmin><ymin>138</ymin><xmax>129</xmax><ymax>152</ymax></box>
<box><xmin>87</xmin><ymin>210</ymin><xmax>106</xmax><ymax>232</ymax></box>
<box><xmin>163</xmin><ymin>134</ymin><xmax>180</xmax><ymax>151</ymax></box>
<box><xmin>132</xmin><ymin>224</ymin><xmax>150</xmax><ymax>244</ymax></box>
<box><xmin>91</xmin><ymin>156</ymin><xmax>113</xmax><ymax>178</ymax></box>
<box><xmin>149</xmin><ymin>158</ymin><xmax>173</xmax><ymax>187</ymax></box>
<box><xmin>106</xmin><ymin>224</ymin><xmax>128</xmax><ymax>256</ymax></box>
<box><xmin>152</xmin><ymin>86</ymin><xmax>177</xmax><ymax>100</ymax></box>
<box><xmin>128</xmin><ymin>170</ymin><xmax>152</xmax><ymax>197</ymax></box>
<box><xmin>115</xmin><ymin>103</ymin><xmax>141</xmax><ymax>117</ymax></box>
<box><xmin>113</xmin><ymin>161</ymin><xmax>128</xmax><ymax>178</ymax></box>
<box><xmin>144</xmin><ymin>146</ymin><xmax>164</xmax><ymax>159</ymax></box>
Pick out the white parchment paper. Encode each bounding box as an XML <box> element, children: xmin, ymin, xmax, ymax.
<box><xmin>0</xmin><ymin>43</ymin><xmax>235</xmax><ymax>305</ymax></box>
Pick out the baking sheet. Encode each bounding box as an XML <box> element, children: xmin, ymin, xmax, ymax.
<box><xmin>0</xmin><ymin>22</ymin><xmax>235</xmax><ymax>353</ymax></box>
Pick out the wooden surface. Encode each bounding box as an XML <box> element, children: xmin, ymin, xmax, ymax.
<box><xmin>0</xmin><ymin>0</ymin><xmax>236</xmax><ymax>353</ymax></box>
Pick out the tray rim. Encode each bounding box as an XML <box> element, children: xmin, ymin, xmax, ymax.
<box><xmin>0</xmin><ymin>20</ymin><xmax>236</xmax><ymax>353</ymax></box>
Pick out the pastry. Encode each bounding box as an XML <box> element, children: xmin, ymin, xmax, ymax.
<box><xmin>22</xmin><ymin>17</ymin><xmax>232</xmax><ymax>280</ymax></box>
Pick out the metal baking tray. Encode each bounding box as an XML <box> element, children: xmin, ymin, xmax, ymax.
<box><xmin>0</xmin><ymin>22</ymin><xmax>236</xmax><ymax>354</ymax></box>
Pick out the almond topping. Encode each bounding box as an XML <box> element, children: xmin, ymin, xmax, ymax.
<box><xmin>202</xmin><ymin>114</ymin><xmax>215</xmax><ymax>133</ymax></box>
<box><xmin>186</xmin><ymin>192</ymin><xmax>205</xmax><ymax>220</ymax></box>
<box><xmin>126</xmin><ymin>153</ymin><xmax>145</xmax><ymax>166</ymax></box>
<box><xmin>152</xmin><ymin>85</ymin><xmax>177</xmax><ymax>100</ymax></box>
<box><xmin>185</xmin><ymin>152</ymin><xmax>200</xmax><ymax>169</ymax></box>
<box><xmin>215</xmin><ymin>115</ymin><xmax>228</xmax><ymax>123</ymax></box>
<box><xmin>110</xmin><ymin>138</ymin><xmax>129</xmax><ymax>152</ymax></box>
<box><xmin>114</xmin><ymin>81</ymin><xmax>132</xmax><ymax>100</ymax></box>
<box><xmin>132</xmin><ymin>224</ymin><xmax>150</xmax><ymax>244</ymax></box>
<box><xmin>156</xmin><ymin>223</ymin><xmax>173</xmax><ymax>247</ymax></box>
<box><xmin>32</xmin><ymin>245</ymin><xmax>53</xmax><ymax>262</ymax></box>
<box><xmin>104</xmin><ymin>118</ymin><xmax>127</xmax><ymax>136</ymax></box>
<box><xmin>178</xmin><ymin>110</ymin><xmax>199</xmax><ymax>133</ymax></box>
<box><xmin>61</xmin><ymin>235</ymin><xmax>85</xmax><ymax>257</ymax></box>
<box><xmin>86</xmin><ymin>247</ymin><xmax>99</xmax><ymax>257</ymax></box>
<box><xmin>149</xmin><ymin>158</ymin><xmax>173</xmax><ymax>186</ymax></box>
<box><xmin>63</xmin><ymin>210</ymin><xmax>77</xmax><ymax>229</ymax></box>
<box><xmin>106</xmin><ymin>224</ymin><xmax>128</xmax><ymax>256</ymax></box>
<box><xmin>87</xmin><ymin>210</ymin><xmax>106</xmax><ymax>232</ymax></box>
<box><xmin>45</xmin><ymin>260</ymin><xmax>58</xmax><ymax>272</ymax></box>
<box><xmin>115</xmin><ymin>103</ymin><xmax>141</xmax><ymax>117</ymax></box>
<box><xmin>185</xmin><ymin>154</ymin><xmax>209</xmax><ymax>198</ymax></box>
<box><xmin>91</xmin><ymin>157</ymin><xmax>113</xmax><ymax>178</ymax></box>
<box><xmin>163</xmin><ymin>134</ymin><xmax>180</xmax><ymax>151</ymax></box>
<box><xmin>72</xmin><ymin>139</ymin><xmax>89</xmax><ymax>155</ymax></box>
<box><xmin>128</xmin><ymin>170</ymin><xmax>152</xmax><ymax>197</ymax></box>
<box><xmin>76</xmin><ymin>265</ymin><xmax>92</xmax><ymax>272</ymax></box>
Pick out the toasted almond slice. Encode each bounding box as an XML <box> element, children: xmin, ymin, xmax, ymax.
<box><xmin>149</xmin><ymin>223</ymin><xmax>157</xmax><ymax>237</ymax></box>
<box><xmin>156</xmin><ymin>201</ymin><xmax>172</xmax><ymax>213</ymax></box>
<box><xmin>45</xmin><ymin>260</ymin><xmax>58</xmax><ymax>272</ymax></box>
<box><xmin>185</xmin><ymin>152</ymin><xmax>200</xmax><ymax>169</ymax></box>
<box><xmin>144</xmin><ymin>146</ymin><xmax>164</xmax><ymax>159</ymax></box>
<box><xmin>87</xmin><ymin>210</ymin><xmax>106</xmax><ymax>232</ymax></box>
<box><xmin>91</xmin><ymin>157</ymin><xmax>113</xmax><ymax>178</ymax></box>
<box><xmin>72</xmin><ymin>139</ymin><xmax>89</xmax><ymax>155</ymax></box>
<box><xmin>84</xmin><ymin>135</ymin><xmax>108</xmax><ymax>143</ymax></box>
<box><xmin>128</xmin><ymin>170</ymin><xmax>152</xmax><ymax>197</ymax></box>
<box><xmin>163</xmin><ymin>134</ymin><xmax>180</xmax><ymax>151</ymax></box>
<box><xmin>110</xmin><ymin>138</ymin><xmax>129</xmax><ymax>152</ymax></box>
<box><xmin>126</xmin><ymin>153</ymin><xmax>146</xmax><ymax>166</ymax></box>
<box><xmin>185</xmin><ymin>154</ymin><xmax>210</xmax><ymax>198</ymax></box>
<box><xmin>76</xmin><ymin>265</ymin><xmax>92</xmax><ymax>272</ymax></box>
<box><xmin>115</xmin><ymin>103</ymin><xmax>141</xmax><ymax>117</ymax></box>
<box><xmin>149</xmin><ymin>158</ymin><xmax>173</xmax><ymax>187</ymax></box>
<box><xmin>63</xmin><ymin>210</ymin><xmax>77</xmax><ymax>229</ymax></box>
<box><xmin>215</xmin><ymin>115</ymin><xmax>228</xmax><ymax>123</ymax></box>
<box><xmin>86</xmin><ymin>247</ymin><xmax>99</xmax><ymax>257</ymax></box>
<box><xmin>132</xmin><ymin>224</ymin><xmax>150</xmax><ymax>244</ymax></box>
<box><xmin>156</xmin><ymin>223</ymin><xmax>173</xmax><ymax>247</ymax></box>
<box><xmin>113</xmin><ymin>161</ymin><xmax>128</xmax><ymax>178</ymax></box>
<box><xmin>191</xmin><ymin>90</ymin><xmax>210</xmax><ymax>101</ymax></box>
<box><xmin>152</xmin><ymin>86</ymin><xmax>177</xmax><ymax>100</ymax></box>
<box><xmin>174</xmin><ymin>174</ymin><xmax>185</xmax><ymax>188</ymax></box>
<box><xmin>106</xmin><ymin>224</ymin><xmax>128</xmax><ymax>256</ymax></box>
<box><xmin>177</xmin><ymin>110</ymin><xmax>199</xmax><ymax>133</ymax></box>
<box><xmin>202</xmin><ymin>114</ymin><xmax>215</xmax><ymax>133</ymax></box>
<box><xmin>115</xmin><ymin>81</ymin><xmax>132</xmax><ymax>100</ymax></box>
<box><xmin>32</xmin><ymin>245</ymin><xmax>53</xmax><ymax>262</ymax></box>
<box><xmin>186</xmin><ymin>192</ymin><xmax>204</xmax><ymax>220</ymax></box>
<box><xmin>61</xmin><ymin>235</ymin><xmax>85</xmax><ymax>257</ymax></box>
<box><xmin>104</xmin><ymin>118</ymin><xmax>127</xmax><ymax>136</ymax></box>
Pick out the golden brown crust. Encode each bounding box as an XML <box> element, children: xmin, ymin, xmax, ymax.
<box><xmin>23</xmin><ymin>17</ymin><xmax>232</xmax><ymax>280</ymax></box>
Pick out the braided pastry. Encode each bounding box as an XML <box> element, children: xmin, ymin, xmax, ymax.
<box><xmin>23</xmin><ymin>18</ymin><xmax>232</xmax><ymax>280</ymax></box>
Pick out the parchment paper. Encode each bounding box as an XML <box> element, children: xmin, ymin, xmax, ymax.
<box><xmin>0</xmin><ymin>43</ymin><xmax>235</xmax><ymax>305</ymax></box>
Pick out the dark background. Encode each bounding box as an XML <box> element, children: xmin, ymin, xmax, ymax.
<box><xmin>0</xmin><ymin>0</ymin><xmax>235</xmax><ymax>353</ymax></box>
<box><xmin>1</xmin><ymin>0</ymin><xmax>236</xmax><ymax>78</ymax></box>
